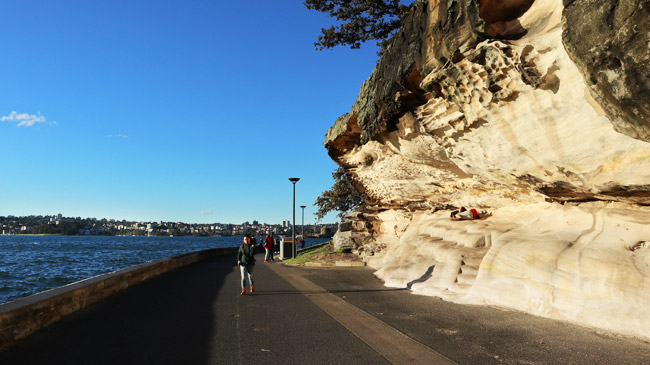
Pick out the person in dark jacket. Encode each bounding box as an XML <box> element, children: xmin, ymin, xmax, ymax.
<box><xmin>237</xmin><ymin>234</ymin><xmax>256</xmax><ymax>295</ymax></box>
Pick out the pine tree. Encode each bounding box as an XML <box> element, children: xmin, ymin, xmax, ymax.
<box><xmin>314</xmin><ymin>167</ymin><xmax>364</xmax><ymax>221</ymax></box>
<box><xmin>304</xmin><ymin>0</ymin><xmax>411</xmax><ymax>53</ymax></box>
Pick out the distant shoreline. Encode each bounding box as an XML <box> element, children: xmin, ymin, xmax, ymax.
<box><xmin>2</xmin><ymin>233</ymin><xmax>332</xmax><ymax>239</ymax></box>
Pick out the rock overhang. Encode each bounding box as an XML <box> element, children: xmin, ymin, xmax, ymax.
<box><xmin>324</xmin><ymin>0</ymin><xmax>650</xmax><ymax>340</ymax></box>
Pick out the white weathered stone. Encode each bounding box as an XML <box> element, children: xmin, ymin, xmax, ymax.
<box><xmin>367</xmin><ymin>203</ymin><xmax>650</xmax><ymax>338</ymax></box>
<box><xmin>327</xmin><ymin>0</ymin><xmax>650</xmax><ymax>339</ymax></box>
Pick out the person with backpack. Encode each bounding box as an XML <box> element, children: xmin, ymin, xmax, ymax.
<box><xmin>264</xmin><ymin>233</ymin><xmax>274</xmax><ymax>262</ymax></box>
<box><xmin>237</xmin><ymin>233</ymin><xmax>256</xmax><ymax>295</ymax></box>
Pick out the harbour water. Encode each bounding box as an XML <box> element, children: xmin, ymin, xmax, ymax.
<box><xmin>0</xmin><ymin>235</ymin><xmax>330</xmax><ymax>305</ymax></box>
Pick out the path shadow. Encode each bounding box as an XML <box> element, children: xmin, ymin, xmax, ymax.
<box><xmin>0</xmin><ymin>255</ymin><xmax>233</xmax><ymax>365</ymax></box>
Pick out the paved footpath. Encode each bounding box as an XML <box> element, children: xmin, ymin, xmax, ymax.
<box><xmin>1</xmin><ymin>252</ymin><xmax>650</xmax><ymax>364</ymax></box>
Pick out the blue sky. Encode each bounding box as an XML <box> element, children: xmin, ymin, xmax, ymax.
<box><xmin>0</xmin><ymin>0</ymin><xmax>381</xmax><ymax>225</ymax></box>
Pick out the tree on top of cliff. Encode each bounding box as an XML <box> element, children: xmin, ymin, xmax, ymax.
<box><xmin>314</xmin><ymin>167</ymin><xmax>364</xmax><ymax>221</ymax></box>
<box><xmin>304</xmin><ymin>0</ymin><xmax>412</xmax><ymax>54</ymax></box>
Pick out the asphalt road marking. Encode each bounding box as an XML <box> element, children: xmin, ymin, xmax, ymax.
<box><xmin>268</xmin><ymin>264</ymin><xmax>456</xmax><ymax>365</ymax></box>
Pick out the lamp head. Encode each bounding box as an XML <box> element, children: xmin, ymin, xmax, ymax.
<box><xmin>288</xmin><ymin>177</ymin><xmax>300</xmax><ymax>183</ymax></box>
<box><xmin>300</xmin><ymin>205</ymin><xmax>306</xmax><ymax>208</ymax></box>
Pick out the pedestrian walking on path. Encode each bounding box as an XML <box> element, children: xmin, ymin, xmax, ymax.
<box><xmin>264</xmin><ymin>233</ymin><xmax>275</xmax><ymax>262</ymax></box>
<box><xmin>274</xmin><ymin>235</ymin><xmax>280</xmax><ymax>254</ymax></box>
<box><xmin>237</xmin><ymin>233</ymin><xmax>256</xmax><ymax>295</ymax></box>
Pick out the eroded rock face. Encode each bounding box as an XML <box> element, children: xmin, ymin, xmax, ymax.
<box><xmin>326</xmin><ymin>0</ymin><xmax>650</xmax><ymax>339</ymax></box>
<box><xmin>564</xmin><ymin>0</ymin><xmax>650</xmax><ymax>142</ymax></box>
<box><xmin>366</xmin><ymin>202</ymin><xmax>650</xmax><ymax>339</ymax></box>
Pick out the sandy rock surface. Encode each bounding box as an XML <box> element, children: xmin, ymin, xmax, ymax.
<box><xmin>326</xmin><ymin>0</ymin><xmax>650</xmax><ymax>339</ymax></box>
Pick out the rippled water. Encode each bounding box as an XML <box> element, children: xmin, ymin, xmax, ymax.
<box><xmin>0</xmin><ymin>235</ymin><xmax>329</xmax><ymax>305</ymax></box>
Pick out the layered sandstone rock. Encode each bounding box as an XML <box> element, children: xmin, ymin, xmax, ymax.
<box><xmin>326</xmin><ymin>0</ymin><xmax>650</xmax><ymax>339</ymax></box>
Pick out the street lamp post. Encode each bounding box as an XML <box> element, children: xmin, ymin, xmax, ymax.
<box><xmin>288</xmin><ymin>178</ymin><xmax>300</xmax><ymax>259</ymax></box>
<box><xmin>300</xmin><ymin>205</ymin><xmax>306</xmax><ymax>246</ymax></box>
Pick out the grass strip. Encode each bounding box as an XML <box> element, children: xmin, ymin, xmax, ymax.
<box><xmin>283</xmin><ymin>242</ymin><xmax>333</xmax><ymax>265</ymax></box>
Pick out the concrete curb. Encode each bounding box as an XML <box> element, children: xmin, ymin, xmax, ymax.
<box><xmin>335</xmin><ymin>261</ymin><xmax>366</xmax><ymax>267</ymax></box>
<box><xmin>0</xmin><ymin>246</ymin><xmax>238</xmax><ymax>352</ymax></box>
<box><xmin>296</xmin><ymin>241</ymin><xmax>331</xmax><ymax>255</ymax></box>
<box><xmin>301</xmin><ymin>261</ymin><xmax>366</xmax><ymax>267</ymax></box>
<box><xmin>305</xmin><ymin>262</ymin><xmax>333</xmax><ymax>267</ymax></box>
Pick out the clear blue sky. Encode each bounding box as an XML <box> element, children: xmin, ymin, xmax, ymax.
<box><xmin>0</xmin><ymin>0</ymin><xmax>380</xmax><ymax>225</ymax></box>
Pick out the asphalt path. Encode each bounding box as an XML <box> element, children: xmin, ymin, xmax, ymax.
<box><xmin>1</xmin><ymin>252</ymin><xmax>649</xmax><ymax>364</ymax></box>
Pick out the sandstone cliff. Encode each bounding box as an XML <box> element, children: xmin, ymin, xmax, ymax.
<box><xmin>324</xmin><ymin>0</ymin><xmax>650</xmax><ymax>339</ymax></box>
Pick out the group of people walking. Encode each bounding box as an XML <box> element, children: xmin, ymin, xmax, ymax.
<box><xmin>237</xmin><ymin>233</ymin><xmax>309</xmax><ymax>295</ymax></box>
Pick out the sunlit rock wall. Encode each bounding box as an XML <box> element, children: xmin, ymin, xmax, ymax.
<box><xmin>326</xmin><ymin>0</ymin><xmax>650</xmax><ymax>338</ymax></box>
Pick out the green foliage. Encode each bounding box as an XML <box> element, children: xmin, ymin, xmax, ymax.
<box><xmin>304</xmin><ymin>0</ymin><xmax>411</xmax><ymax>54</ymax></box>
<box><xmin>313</xmin><ymin>167</ymin><xmax>364</xmax><ymax>221</ymax></box>
<box><xmin>33</xmin><ymin>221</ymin><xmax>82</xmax><ymax>235</ymax></box>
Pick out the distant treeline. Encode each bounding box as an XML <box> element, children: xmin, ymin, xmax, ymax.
<box><xmin>31</xmin><ymin>222</ymin><xmax>110</xmax><ymax>236</ymax></box>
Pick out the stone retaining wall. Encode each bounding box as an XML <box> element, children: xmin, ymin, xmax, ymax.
<box><xmin>0</xmin><ymin>246</ymin><xmax>238</xmax><ymax>352</ymax></box>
